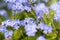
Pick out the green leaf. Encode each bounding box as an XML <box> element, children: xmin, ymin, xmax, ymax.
<box><xmin>0</xmin><ymin>32</ymin><xmax>5</xmax><ymax>40</ymax></box>
<box><xmin>10</xmin><ymin>11</ymin><xmax>28</xmax><ymax>20</ymax></box>
<box><xmin>46</xmin><ymin>33</ymin><xmax>57</xmax><ymax>40</ymax></box>
<box><xmin>0</xmin><ymin>0</ymin><xmax>3</xmax><ymax>2</ymax></box>
<box><xmin>43</xmin><ymin>10</ymin><xmax>55</xmax><ymax>26</ymax></box>
<box><xmin>53</xmin><ymin>20</ymin><xmax>60</xmax><ymax>30</ymax></box>
<box><xmin>19</xmin><ymin>26</ymin><xmax>25</xmax><ymax>33</ymax></box>
<box><xmin>6</xmin><ymin>26</ymin><xmax>13</xmax><ymax>31</ymax></box>
<box><xmin>29</xmin><ymin>10</ymin><xmax>36</xmax><ymax>19</ymax></box>
<box><xmin>12</xmin><ymin>30</ymin><xmax>22</xmax><ymax>40</ymax></box>
<box><xmin>46</xmin><ymin>0</ymin><xmax>58</xmax><ymax>6</ymax></box>
<box><xmin>0</xmin><ymin>15</ymin><xmax>6</xmax><ymax>24</ymax></box>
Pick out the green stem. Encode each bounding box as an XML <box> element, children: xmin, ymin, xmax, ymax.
<box><xmin>30</xmin><ymin>11</ymin><xmax>36</xmax><ymax>19</ymax></box>
<box><xmin>12</xmin><ymin>11</ymin><xmax>18</xmax><ymax>16</ymax></box>
<box><xmin>24</xmin><ymin>12</ymin><xmax>28</xmax><ymax>18</ymax></box>
<box><xmin>27</xmin><ymin>36</ymin><xmax>28</xmax><ymax>40</ymax></box>
<box><xmin>52</xmin><ymin>20</ymin><xmax>56</xmax><ymax>32</ymax></box>
<box><xmin>20</xmin><ymin>30</ymin><xmax>26</xmax><ymax>40</ymax></box>
<box><xmin>11</xmin><ymin>11</ymin><xmax>18</xmax><ymax>20</ymax></box>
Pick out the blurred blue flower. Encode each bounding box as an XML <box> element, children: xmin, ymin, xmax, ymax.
<box><xmin>7</xmin><ymin>2</ymin><xmax>24</xmax><ymax>11</ymax></box>
<box><xmin>4</xmin><ymin>0</ymin><xmax>16</xmax><ymax>3</ymax></box>
<box><xmin>50</xmin><ymin>2</ymin><xmax>60</xmax><ymax>11</ymax></box>
<box><xmin>24</xmin><ymin>18</ymin><xmax>35</xmax><ymax>25</ymax></box>
<box><xmin>37</xmin><ymin>23</ymin><xmax>52</xmax><ymax>34</ymax></box>
<box><xmin>24</xmin><ymin>6</ymin><xmax>31</xmax><ymax>12</ymax></box>
<box><xmin>43</xmin><ymin>26</ymin><xmax>52</xmax><ymax>34</ymax></box>
<box><xmin>34</xmin><ymin>3</ymin><xmax>49</xmax><ymax>18</ymax></box>
<box><xmin>37</xmin><ymin>23</ymin><xmax>45</xmax><ymax>30</ymax></box>
<box><xmin>50</xmin><ymin>2</ymin><xmax>60</xmax><ymax>22</ymax></box>
<box><xmin>4</xmin><ymin>0</ymin><xmax>31</xmax><ymax>12</ymax></box>
<box><xmin>0</xmin><ymin>25</ymin><xmax>7</xmax><ymax>33</ymax></box>
<box><xmin>2</xmin><ymin>19</ymin><xmax>20</xmax><ymax>29</ymax></box>
<box><xmin>33</xmin><ymin>3</ymin><xmax>49</xmax><ymax>22</ymax></box>
<box><xmin>36</xmin><ymin>36</ymin><xmax>46</xmax><ymax>40</ymax></box>
<box><xmin>54</xmin><ymin>13</ymin><xmax>60</xmax><ymax>22</ymax></box>
<box><xmin>4</xmin><ymin>30</ymin><xmax>13</xmax><ymax>38</ymax></box>
<box><xmin>17</xmin><ymin>0</ymin><xmax>28</xmax><ymax>3</ymax></box>
<box><xmin>24</xmin><ymin>23</ymin><xmax>37</xmax><ymax>36</ymax></box>
<box><xmin>0</xmin><ymin>10</ymin><xmax>7</xmax><ymax>18</ymax></box>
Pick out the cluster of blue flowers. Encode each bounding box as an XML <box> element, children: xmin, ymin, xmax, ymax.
<box><xmin>0</xmin><ymin>25</ymin><xmax>13</xmax><ymax>39</ymax></box>
<box><xmin>2</xmin><ymin>19</ymin><xmax>20</xmax><ymax>29</ymax></box>
<box><xmin>0</xmin><ymin>17</ymin><xmax>53</xmax><ymax>40</ymax></box>
<box><xmin>34</xmin><ymin>3</ymin><xmax>49</xmax><ymax>18</ymax></box>
<box><xmin>24</xmin><ymin>18</ymin><xmax>37</xmax><ymax>36</ymax></box>
<box><xmin>4</xmin><ymin>0</ymin><xmax>31</xmax><ymax>13</ymax></box>
<box><xmin>33</xmin><ymin>3</ymin><xmax>49</xmax><ymax>22</ymax></box>
<box><xmin>4</xmin><ymin>30</ymin><xmax>13</xmax><ymax>38</ymax></box>
<box><xmin>24</xmin><ymin>23</ymin><xmax>37</xmax><ymax>36</ymax></box>
<box><xmin>50</xmin><ymin>1</ymin><xmax>60</xmax><ymax>22</ymax></box>
<box><xmin>37</xmin><ymin>23</ymin><xmax>52</xmax><ymax>34</ymax></box>
<box><xmin>0</xmin><ymin>0</ymin><xmax>60</xmax><ymax>40</ymax></box>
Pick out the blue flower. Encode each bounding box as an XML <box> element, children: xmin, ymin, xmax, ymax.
<box><xmin>34</xmin><ymin>3</ymin><xmax>49</xmax><ymax>18</ymax></box>
<box><xmin>33</xmin><ymin>3</ymin><xmax>49</xmax><ymax>22</ymax></box>
<box><xmin>24</xmin><ymin>23</ymin><xmax>37</xmax><ymax>36</ymax></box>
<box><xmin>0</xmin><ymin>10</ymin><xmax>7</xmax><ymax>18</ymax></box>
<box><xmin>7</xmin><ymin>2</ymin><xmax>24</xmax><ymax>11</ymax></box>
<box><xmin>4</xmin><ymin>0</ymin><xmax>16</xmax><ymax>3</ymax></box>
<box><xmin>24</xmin><ymin>6</ymin><xmax>31</xmax><ymax>12</ymax></box>
<box><xmin>24</xmin><ymin>18</ymin><xmax>35</xmax><ymax>25</ymax></box>
<box><xmin>37</xmin><ymin>23</ymin><xmax>45</xmax><ymax>30</ymax></box>
<box><xmin>50</xmin><ymin>2</ymin><xmax>60</xmax><ymax>11</ymax></box>
<box><xmin>50</xmin><ymin>2</ymin><xmax>60</xmax><ymax>22</ymax></box>
<box><xmin>4</xmin><ymin>0</ymin><xmax>31</xmax><ymax>12</ymax></box>
<box><xmin>2</xmin><ymin>19</ymin><xmax>20</xmax><ymax>29</ymax></box>
<box><xmin>24</xmin><ymin>18</ymin><xmax>37</xmax><ymax>36</ymax></box>
<box><xmin>36</xmin><ymin>36</ymin><xmax>46</xmax><ymax>40</ymax></box>
<box><xmin>0</xmin><ymin>25</ymin><xmax>7</xmax><ymax>33</ymax></box>
<box><xmin>54</xmin><ymin>13</ymin><xmax>60</xmax><ymax>22</ymax></box>
<box><xmin>0</xmin><ymin>2</ymin><xmax>6</xmax><ymax>8</ymax></box>
<box><xmin>4</xmin><ymin>30</ymin><xmax>14</xmax><ymax>38</ymax></box>
<box><xmin>43</xmin><ymin>26</ymin><xmax>52</xmax><ymax>34</ymax></box>
<box><xmin>0</xmin><ymin>25</ymin><xmax>13</xmax><ymax>38</ymax></box>
<box><xmin>17</xmin><ymin>0</ymin><xmax>28</xmax><ymax>3</ymax></box>
<box><xmin>37</xmin><ymin>23</ymin><xmax>52</xmax><ymax>34</ymax></box>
